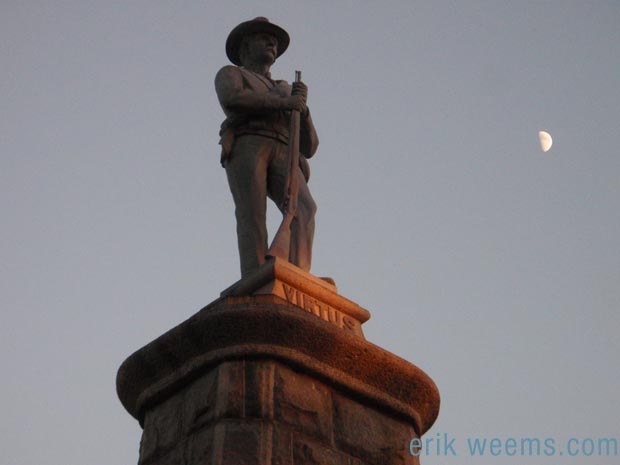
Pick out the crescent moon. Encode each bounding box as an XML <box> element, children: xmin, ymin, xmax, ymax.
<box><xmin>539</xmin><ymin>131</ymin><xmax>553</xmax><ymax>152</ymax></box>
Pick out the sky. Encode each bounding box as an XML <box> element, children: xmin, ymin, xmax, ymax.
<box><xmin>2</xmin><ymin>1</ymin><xmax>619</xmax><ymax>464</ymax></box>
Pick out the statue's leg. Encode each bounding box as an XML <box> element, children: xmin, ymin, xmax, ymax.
<box><xmin>290</xmin><ymin>170</ymin><xmax>316</xmax><ymax>271</ymax></box>
<box><xmin>267</xmin><ymin>143</ymin><xmax>316</xmax><ymax>272</ymax></box>
<box><xmin>225</xmin><ymin>135</ymin><xmax>272</xmax><ymax>277</ymax></box>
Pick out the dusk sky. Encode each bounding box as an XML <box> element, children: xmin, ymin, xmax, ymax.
<box><xmin>2</xmin><ymin>2</ymin><xmax>619</xmax><ymax>465</ymax></box>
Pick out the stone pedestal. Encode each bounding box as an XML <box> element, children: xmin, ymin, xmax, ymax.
<box><xmin>117</xmin><ymin>260</ymin><xmax>440</xmax><ymax>465</ymax></box>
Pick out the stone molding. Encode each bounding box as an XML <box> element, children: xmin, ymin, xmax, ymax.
<box><xmin>117</xmin><ymin>295</ymin><xmax>440</xmax><ymax>436</ymax></box>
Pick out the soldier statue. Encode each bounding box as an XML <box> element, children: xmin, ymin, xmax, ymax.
<box><xmin>215</xmin><ymin>17</ymin><xmax>319</xmax><ymax>278</ymax></box>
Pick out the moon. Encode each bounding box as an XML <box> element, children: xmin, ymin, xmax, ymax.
<box><xmin>539</xmin><ymin>130</ymin><xmax>553</xmax><ymax>152</ymax></box>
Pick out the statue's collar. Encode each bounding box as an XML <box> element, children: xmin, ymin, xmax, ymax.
<box><xmin>242</xmin><ymin>67</ymin><xmax>272</xmax><ymax>80</ymax></box>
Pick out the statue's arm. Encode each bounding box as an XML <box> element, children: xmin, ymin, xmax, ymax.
<box><xmin>215</xmin><ymin>66</ymin><xmax>305</xmax><ymax>114</ymax></box>
<box><xmin>291</xmin><ymin>80</ymin><xmax>319</xmax><ymax>158</ymax></box>
<box><xmin>300</xmin><ymin>111</ymin><xmax>319</xmax><ymax>158</ymax></box>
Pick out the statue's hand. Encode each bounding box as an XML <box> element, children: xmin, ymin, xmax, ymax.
<box><xmin>292</xmin><ymin>81</ymin><xmax>308</xmax><ymax>102</ymax></box>
<box><xmin>285</xmin><ymin>94</ymin><xmax>307</xmax><ymax>114</ymax></box>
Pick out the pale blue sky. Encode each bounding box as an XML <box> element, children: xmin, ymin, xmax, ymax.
<box><xmin>2</xmin><ymin>2</ymin><xmax>619</xmax><ymax>464</ymax></box>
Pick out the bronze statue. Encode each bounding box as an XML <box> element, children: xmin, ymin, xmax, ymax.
<box><xmin>215</xmin><ymin>18</ymin><xmax>319</xmax><ymax>278</ymax></box>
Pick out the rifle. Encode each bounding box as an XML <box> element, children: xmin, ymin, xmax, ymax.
<box><xmin>267</xmin><ymin>70</ymin><xmax>302</xmax><ymax>262</ymax></box>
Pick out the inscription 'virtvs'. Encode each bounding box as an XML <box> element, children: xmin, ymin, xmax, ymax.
<box><xmin>283</xmin><ymin>283</ymin><xmax>356</xmax><ymax>331</ymax></box>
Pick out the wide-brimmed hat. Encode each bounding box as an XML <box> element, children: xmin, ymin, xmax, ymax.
<box><xmin>226</xmin><ymin>17</ymin><xmax>290</xmax><ymax>66</ymax></box>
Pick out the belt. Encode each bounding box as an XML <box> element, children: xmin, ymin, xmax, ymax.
<box><xmin>234</xmin><ymin>126</ymin><xmax>289</xmax><ymax>145</ymax></box>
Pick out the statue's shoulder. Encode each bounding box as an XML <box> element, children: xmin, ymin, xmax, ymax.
<box><xmin>215</xmin><ymin>65</ymin><xmax>242</xmax><ymax>81</ymax></box>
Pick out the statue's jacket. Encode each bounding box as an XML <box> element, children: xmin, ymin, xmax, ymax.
<box><xmin>216</xmin><ymin>66</ymin><xmax>317</xmax><ymax>180</ymax></box>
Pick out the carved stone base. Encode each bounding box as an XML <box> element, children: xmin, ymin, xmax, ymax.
<box><xmin>117</xmin><ymin>293</ymin><xmax>439</xmax><ymax>465</ymax></box>
<box><xmin>221</xmin><ymin>257</ymin><xmax>371</xmax><ymax>338</ymax></box>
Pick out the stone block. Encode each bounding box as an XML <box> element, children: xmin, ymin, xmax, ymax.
<box><xmin>213</xmin><ymin>421</ymin><xmax>273</xmax><ymax>465</ymax></box>
<box><xmin>333</xmin><ymin>393</ymin><xmax>416</xmax><ymax>465</ymax></box>
<box><xmin>271</xmin><ymin>426</ymin><xmax>293</xmax><ymax>465</ymax></box>
<box><xmin>139</xmin><ymin>393</ymin><xmax>183</xmax><ymax>464</ymax></box>
<box><xmin>292</xmin><ymin>436</ymin><xmax>350</xmax><ymax>465</ymax></box>
<box><xmin>182</xmin><ymin>368</ymin><xmax>218</xmax><ymax>433</ymax></box>
<box><xmin>146</xmin><ymin>445</ymin><xmax>185</xmax><ymax>465</ymax></box>
<box><xmin>138</xmin><ymin>417</ymin><xmax>157</xmax><ymax>464</ymax></box>
<box><xmin>245</xmin><ymin>360</ymin><xmax>275</xmax><ymax>419</ymax></box>
<box><xmin>214</xmin><ymin>361</ymin><xmax>244</xmax><ymax>419</ymax></box>
<box><xmin>184</xmin><ymin>425</ymin><xmax>215</xmax><ymax>465</ymax></box>
<box><xmin>274</xmin><ymin>364</ymin><xmax>333</xmax><ymax>443</ymax></box>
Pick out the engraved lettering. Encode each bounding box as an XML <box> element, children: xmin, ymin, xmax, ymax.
<box><xmin>304</xmin><ymin>294</ymin><xmax>320</xmax><ymax>316</ymax></box>
<box><xmin>335</xmin><ymin>311</ymin><xmax>344</xmax><ymax>328</ymax></box>
<box><xmin>276</xmin><ymin>284</ymin><xmax>357</xmax><ymax>332</ymax></box>
<box><xmin>317</xmin><ymin>302</ymin><xmax>330</xmax><ymax>320</ymax></box>
<box><xmin>283</xmin><ymin>283</ymin><xmax>296</xmax><ymax>303</ymax></box>
<box><xmin>343</xmin><ymin>316</ymin><xmax>356</xmax><ymax>331</ymax></box>
<box><xmin>313</xmin><ymin>303</ymin><xmax>321</xmax><ymax>317</ymax></box>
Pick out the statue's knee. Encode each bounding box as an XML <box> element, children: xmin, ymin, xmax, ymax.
<box><xmin>309</xmin><ymin>198</ymin><xmax>317</xmax><ymax>218</ymax></box>
<box><xmin>300</xmin><ymin>197</ymin><xmax>317</xmax><ymax>222</ymax></box>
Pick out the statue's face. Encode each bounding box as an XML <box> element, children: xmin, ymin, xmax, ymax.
<box><xmin>243</xmin><ymin>32</ymin><xmax>278</xmax><ymax>65</ymax></box>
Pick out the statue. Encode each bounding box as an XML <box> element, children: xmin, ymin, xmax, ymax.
<box><xmin>215</xmin><ymin>17</ymin><xmax>320</xmax><ymax>278</ymax></box>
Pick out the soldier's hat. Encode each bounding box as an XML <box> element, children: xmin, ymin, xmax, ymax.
<box><xmin>226</xmin><ymin>17</ymin><xmax>290</xmax><ymax>66</ymax></box>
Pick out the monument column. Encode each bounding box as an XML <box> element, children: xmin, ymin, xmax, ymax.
<box><xmin>117</xmin><ymin>259</ymin><xmax>439</xmax><ymax>465</ymax></box>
